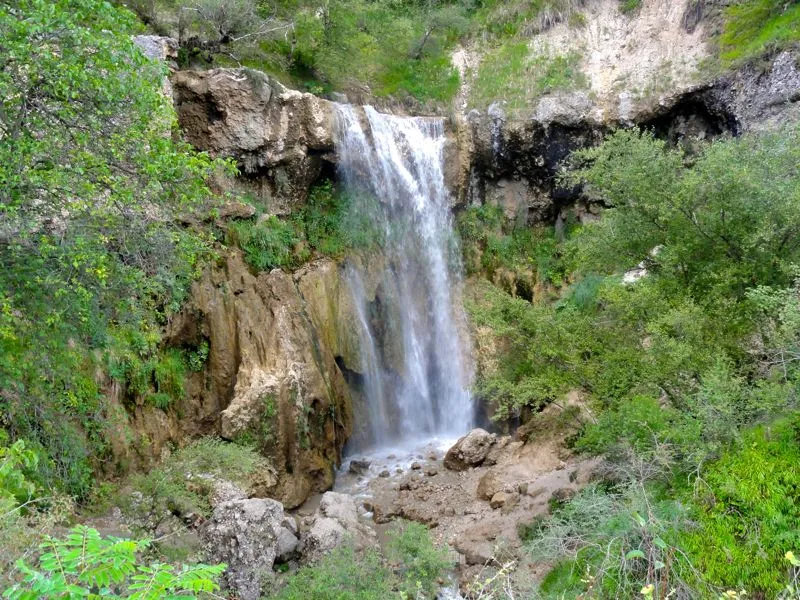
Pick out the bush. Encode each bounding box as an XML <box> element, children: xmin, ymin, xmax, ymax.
<box><xmin>386</xmin><ymin>521</ymin><xmax>454</xmax><ymax>598</ymax></box>
<box><xmin>3</xmin><ymin>525</ymin><xmax>224</xmax><ymax>599</ymax></box>
<box><xmin>272</xmin><ymin>545</ymin><xmax>394</xmax><ymax>600</ymax></box>
<box><xmin>125</xmin><ymin>438</ymin><xmax>269</xmax><ymax>533</ymax></box>
<box><xmin>228</xmin><ymin>216</ymin><xmax>305</xmax><ymax>271</ymax></box>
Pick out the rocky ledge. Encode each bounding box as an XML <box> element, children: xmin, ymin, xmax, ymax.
<box><xmin>172</xmin><ymin>68</ymin><xmax>337</xmax><ymax>214</ymax></box>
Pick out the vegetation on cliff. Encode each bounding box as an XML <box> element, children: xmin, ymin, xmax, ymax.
<box><xmin>465</xmin><ymin>125</ymin><xmax>800</xmax><ymax>596</ymax></box>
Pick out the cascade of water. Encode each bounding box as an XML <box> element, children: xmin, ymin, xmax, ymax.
<box><xmin>335</xmin><ymin>104</ymin><xmax>473</xmax><ymax>449</ymax></box>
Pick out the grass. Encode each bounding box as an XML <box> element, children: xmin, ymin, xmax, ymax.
<box><xmin>475</xmin><ymin>0</ymin><xmax>587</xmax><ymax>37</ymax></box>
<box><xmin>470</xmin><ymin>41</ymin><xmax>587</xmax><ymax>110</ymax></box>
<box><xmin>719</xmin><ymin>0</ymin><xmax>800</xmax><ymax>66</ymax></box>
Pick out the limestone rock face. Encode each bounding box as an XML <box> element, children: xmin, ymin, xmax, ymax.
<box><xmin>171</xmin><ymin>68</ymin><xmax>336</xmax><ymax>214</ymax></box>
<box><xmin>455</xmin><ymin>50</ymin><xmax>800</xmax><ymax>227</ymax></box>
<box><xmin>202</xmin><ymin>496</ymin><xmax>298</xmax><ymax>600</ymax></box>
<box><xmin>162</xmin><ymin>253</ymin><xmax>356</xmax><ymax>509</ymax></box>
<box><xmin>444</xmin><ymin>428</ymin><xmax>496</xmax><ymax>471</ymax></box>
<box><xmin>300</xmin><ymin>492</ymin><xmax>377</xmax><ymax>563</ymax></box>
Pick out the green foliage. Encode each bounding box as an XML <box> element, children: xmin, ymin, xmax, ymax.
<box><xmin>565</xmin><ymin>126</ymin><xmax>800</xmax><ymax>302</ymax></box>
<box><xmin>719</xmin><ymin>0</ymin><xmax>800</xmax><ymax>66</ymax></box>
<box><xmin>229</xmin><ymin>181</ymin><xmax>383</xmax><ymax>271</ymax></box>
<box><xmin>125</xmin><ymin>438</ymin><xmax>268</xmax><ymax>532</ymax></box>
<box><xmin>254</xmin><ymin>0</ymin><xmax>467</xmax><ymax>103</ymax></box>
<box><xmin>457</xmin><ymin>205</ymin><xmax>566</xmax><ymax>284</ymax></box>
<box><xmin>127</xmin><ymin>0</ymin><xmax>290</xmax><ymax>67</ymax></box>
<box><xmin>507</xmin><ymin>119</ymin><xmax>800</xmax><ymax>598</ymax></box>
<box><xmin>680</xmin><ymin>417</ymin><xmax>800</xmax><ymax>596</ymax></box>
<box><xmin>185</xmin><ymin>340</ymin><xmax>210</xmax><ymax>373</ymax></box>
<box><xmin>3</xmin><ymin>525</ymin><xmax>225</xmax><ymax>599</ymax></box>
<box><xmin>233</xmin><ymin>394</ymin><xmax>278</xmax><ymax>451</ymax></box>
<box><xmin>0</xmin><ymin>438</ymin><xmax>39</xmax><ymax>511</ymax></box>
<box><xmin>296</xmin><ymin>181</ymin><xmax>382</xmax><ymax>258</ymax></box>
<box><xmin>386</xmin><ymin>521</ymin><xmax>454</xmax><ymax>598</ymax></box>
<box><xmin>474</xmin><ymin>0</ymin><xmax>586</xmax><ymax>37</ymax></box>
<box><xmin>619</xmin><ymin>0</ymin><xmax>642</xmax><ymax>14</ymax></box>
<box><xmin>470</xmin><ymin>42</ymin><xmax>587</xmax><ymax>110</ymax></box>
<box><xmin>530</xmin><ymin>482</ymin><xmax>697</xmax><ymax>599</ymax></box>
<box><xmin>228</xmin><ymin>215</ymin><xmax>305</xmax><ymax>271</ymax></box>
<box><xmin>0</xmin><ymin>0</ymin><xmax>229</xmax><ymax>497</ymax></box>
<box><xmin>272</xmin><ymin>545</ymin><xmax>394</xmax><ymax>600</ymax></box>
<box><xmin>270</xmin><ymin>523</ymin><xmax>449</xmax><ymax>600</ymax></box>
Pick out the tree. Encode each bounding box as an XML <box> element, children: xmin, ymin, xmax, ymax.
<box><xmin>0</xmin><ymin>0</ymin><xmax>229</xmax><ymax>496</ymax></box>
<box><xmin>565</xmin><ymin>126</ymin><xmax>800</xmax><ymax>301</ymax></box>
<box><xmin>123</xmin><ymin>0</ymin><xmax>291</xmax><ymax>65</ymax></box>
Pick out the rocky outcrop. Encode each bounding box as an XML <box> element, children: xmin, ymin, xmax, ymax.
<box><xmin>203</xmin><ymin>494</ymin><xmax>299</xmax><ymax>600</ymax></box>
<box><xmin>456</xmin><ymin>49</ymin><xmax>800</xmax><ymax>228</ymax></box>
<box><xmin>299</xmin><ymin>491</ymin><xmax>377</xmax><ymax>563</ymax></box>
<box><xmin>172</xmin><ymin>68</ymin><xmax>336</xmax><ymax>214</ymax></box>
<box><xmin>142</xmin><ymin>253</ymin><xmax>365</xmax><ymax>509</ymax></box>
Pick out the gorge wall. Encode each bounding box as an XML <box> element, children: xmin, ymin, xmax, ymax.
<box><xmin>120</xmin><ymin>33</ymin><xmax>800</xmax><ymax>510</ymax></box>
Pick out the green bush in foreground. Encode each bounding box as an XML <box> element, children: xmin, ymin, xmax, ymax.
<box><xmin>3</xmin><ymin>525</ymin><xmax>224</xmax><ymax>600</ymax></box>
<box><xmin>386</xmin><ymin>521</ymin><xmax>454</xmax><ymax>598</ymax></box>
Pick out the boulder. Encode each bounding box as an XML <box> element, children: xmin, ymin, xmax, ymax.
<box><xmin>300</xmin><ymin>492</ymin><xmax>377</xmax><ymax>563</ymax></box>
<box><xmin>348</xmin><ymin>459</ymin><xmax>371</xmax><ymax>475</ymax></box>
<box><xmin>476</xmin><ymin>470</ymin><xmax>503</xmax><ymax>501</ymax></box>
<box><xmin>489</xmin><ymin>491</ymin><xmax>517</xmax><ymax>510</ymax></box>
<box><xmin>202</xmin><ymin>497</ymin><xmax>298</xmax><ymax>600</ymax></box>
<box><xmin>444</xmin><ymin>429</ymin><xmax>496</xmax><ymax>471</ymax></box>
<box><xmin>453</xmin><ymin>536</ymin><xmax>495</xmax><ymax>566</ymax></box>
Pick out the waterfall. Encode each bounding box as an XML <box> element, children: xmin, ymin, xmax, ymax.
<box><xmin>335</xmin><ymin>104</ymin><xmax>473</xmax><ymax>449</ymax></box>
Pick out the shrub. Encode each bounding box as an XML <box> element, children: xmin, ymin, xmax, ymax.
<box><xmin>386</xmin><ymin>521</ymin><xmax>454</xmax><ymax>598</ymax></box>
<box><xmin>2</xmin><ymin>525</ymin><xmax>225</xmax><ymax>599</ymax></box>
<box><xmin>228</xmin><ymin>216</ymin><xmax>304</xmax><ymax>271</ymax></box>
<box><xmin>272</xmin><ymin>545</ymin><xmax>394</xmax><ymax>600</ymax></box>
<box><xmin>125</xmin><ymin>438</ymin><xmax>269</xmax><ymax>532</ymax></box>
<box><xmin>530</xmin><ymin>483</ymin><xmax>700</xmax><ymax>598</ymax></box>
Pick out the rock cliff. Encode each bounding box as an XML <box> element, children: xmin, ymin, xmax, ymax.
<box><xmin>123</xmin><ymin>44</ymin><xmax>800</xmax><ymax>510</ymax></box>
<box><xmin>172</xmin><ymin>69</ymin><xmax>336</xmax><ymax>214</ymax></box>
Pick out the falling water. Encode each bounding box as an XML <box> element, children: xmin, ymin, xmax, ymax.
<box><xmin>335</xmin><ymin>104</ymin><xmax>473</xmax><ymax>450</ymax></box>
